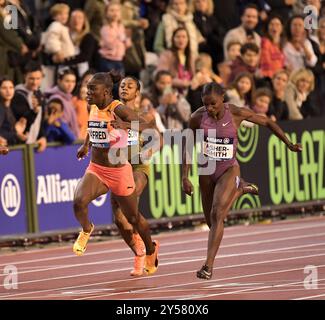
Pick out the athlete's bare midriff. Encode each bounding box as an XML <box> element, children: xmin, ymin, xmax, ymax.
<box><xmin>90</xmin><ymin>147</ymin><xmax>128</xmax><ymax>168</ymax></box>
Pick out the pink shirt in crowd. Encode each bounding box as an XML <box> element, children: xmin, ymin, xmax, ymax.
<box><xmin>99</xmin><ymin>23</ymin><xmax>131</xmax><ymax>61</ymax></box>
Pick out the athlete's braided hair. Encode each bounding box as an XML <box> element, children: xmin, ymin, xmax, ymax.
<box><xmin>91</xmin><ymin>71</ymin><xmax>122</xmax><ymax>92</ymax></box>
<box><xmin>202</xmin><ymin>82</ymin><xmax>225</xmax><ymax>97</ymax></box>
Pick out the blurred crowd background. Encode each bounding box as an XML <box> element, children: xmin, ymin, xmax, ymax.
<box><xmin>0</xmin><ymin>0</ymin><xmax>325</xmax><ymax>153</ymax></box>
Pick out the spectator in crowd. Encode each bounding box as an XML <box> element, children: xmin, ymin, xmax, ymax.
<box><xmin>5</xmin><ymin>0</ymin><xmax>41</xmax><ymax>83</ymax></box>
<box><xmin>237</xmin><ymin>0</ymin><xmax>270</xmax><ymax>22</ymax></box>
<box><xmin>213</xmin><ymin>0</ymin><xmax>240</xmax><ymax>38</ymax></box>
<box><xmin>252</xmin><ymin>87</ymin><xmax>276</xmax><ymax>121</ymax></box>
<box><xmin>223</xmin><ymin>4</ymin><xmax>261</xmax><ymax>61</ymax></box>
<box><xmin>229</xmin><ymin>42</ymin><xmax>260</xmax><ymax>84</ymax></box>
<box><xmin>84</xmin><ymin>0</ymin><xmax>106</xmax><ymax>42</ymax></box>
<box><xmin>11</xmin><ymin>62</ymin><xmax>47</xmax><ymax>152</ymax></box>
<box><xmin>156</xmin><ymin>27</ymin><xmax>195</xmax><ymax>94</ymax></box>
<box><xmin>226</xmin><ymin>72</ymin><xmax>255</xmax><ymax>109</ymax></box>
<box><xmin>154</xmin><ymin>0</ymin><xmax>203</xmax><ymax>57</ymax></box>
<box><xmin>0</xmin><ymin>135</ymin><xmax>7</xmax><ymax>149</ymax></box>
<box><xmin>292</xmin><ymin>0</ymin><xmax>322</xmax><ymax>22</ymax></box>
<box><xmin>53</xmin><ymin>9</ymin><xmax>97</xmax><ymax>78</ymax></box>
<box><xmin>310</xmin><ymin>16</ymin><xmax>325</xmax><ymax>116</ymax></box>
<box><xmin>139</xmin><ymin>93</ymin><xmax>166</xmax><ymax>133</ymax></box>
<box><xmin>0</xmin><ymin>77</ymin><xmax>28</xmax><ymax>145</ymax></box>
<box><xmin>266</xmin><ymin>0</ymin><xmax>295</xmax><ymax>22</ymax></box>
<box><xmin>42</xmin><ymin>3</ymin><xmax>76</xmax><ymax>88</ymax></box>
<box><xmin>142</xmin><ymin>0</ymin><xmax>168</xmax><ymax>51</ymax></box>
<box><xmin>225</xmin><ymin>71</ymin><xmax>256</xmax><ymax>128</ymax></box>
<box><xmin>283</xmin><ymin>15</ymin><xmax>317</xmax><ymax>71</ymax></box>
<box><xmin>99</xmin><ymin>1</ymin><xmax>132</xmax><ymax>75</ymax></box>
<box><xmin>121</xmin><ymin>0</ymin><xmax>148</xmax><ymax>78</ymax></box>
<box><xmin>285</xmin><ymin>68</ymin><xmax>318</xmax><ymax>120</ymax></box>
<box><xmin>218</xmin><ymin>41</ymin><xmax>242</xmax><ymax>86</ymax></box>
<box><xmin>149</xmin><ymin>70</ymin><xmax>191</xmax><ymax>130</ymax></box>
<box><xmin>193</xmin><ymin>0</ymin><xmax>223</xmax><ymax>67</ymax></box>
<box><xmin>72</xmin><ymin>70</ymin><xmax>95</xmax><ymax>140</ymax></box>
<box><xmin>45</xmin><ymin>67</ymin><xmax>79</xmax><ymax>137</ymax></box>
<box><xmin>44</xmin><ymin>97</ymin><xmax>76</xmax><ymax>144</ymax></box>
<box><xmin>0</xmin><ymin>0</ymin><xmax>29</xmax><ymax>82</ymax></box>
<box><xmin>260</xmin><ymin>15</ymin><xmax>286</xmax><ymax>79</ymax></box>
<box><xmin>268</xmin><ymin>69</ymin><xmax>289</xmax><ymax>121</ymax></box>
<box><xmin>187</xmin><ymin>53</ymin><xmax>223</xmax><ymax>111</ymax></box>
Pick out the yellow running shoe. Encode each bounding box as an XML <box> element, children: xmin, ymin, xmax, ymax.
<box><xmin>144</xmin><ymin>240</ymin><xmax>159</xmax><ymax>275</ymax></box>
<box><xmin>73</xmin><ymin>223</ymin><xmax>94</xmax><ymax>256</ymax></box>
<box><xmin>130</xmin><ymin>233</ymin><xmax>146</xmax><ymax>276</ymax></box>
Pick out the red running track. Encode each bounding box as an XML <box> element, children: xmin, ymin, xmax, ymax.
<box><xmin>0</xmin><ymin>216</ymin><xmax>325</xmax><ymax>300</ymax></box>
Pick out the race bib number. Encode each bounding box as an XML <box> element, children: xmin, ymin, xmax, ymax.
<box><xmin>88</xmin><ymin>120</ymin><xmax>112</xmax><ymax>148</ymax></box>
<box><xmin>127</xmin><ymin>129</ymin><xmax>139</xmax><ymax>146</ymax></box>
<box><xmin>203</xmin><ymin>137</ymin><xmax>234</xmax><ymax>161</ymax></box>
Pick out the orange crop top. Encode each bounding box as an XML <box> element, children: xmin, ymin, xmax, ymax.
<box><xmin>88</xmin><ymin>100</ymin><xmax>127</xmax><ymax>148</ymax></box>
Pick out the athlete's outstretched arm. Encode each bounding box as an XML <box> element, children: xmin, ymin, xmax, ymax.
<box><xmin>112</xmin><ymin>105</ymin><xmax>154</xmax><ymax>131</ymax></box>
<box><xmin>233</xmin><ymin>106</ymin><xmax>302</xmax><ymax>152</ymax></box>
<box><xmin>182</xmin><ymin>113</ymin><xmax>201</xmax><ymax>195</ymax></box>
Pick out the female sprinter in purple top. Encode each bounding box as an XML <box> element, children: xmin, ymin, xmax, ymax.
<box><xmin>182</xmin><ymin>82</ymin><xmax>302</xmax><ymax>280</ymax></box>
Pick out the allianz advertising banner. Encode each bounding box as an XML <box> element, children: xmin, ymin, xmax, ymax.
<box><xmin>139</xmin><ymin>117</ymin><xmax>325</xmax><ymax>219</ymax></box>
<box><xmin>34</xmin><ymin>144</ymin><xmax>113</xmax><ymax>232</ymax></box>
<box><xmin>0</xmin><ymin>149</ymin><xmax>28</xmax><ymax>236</ymax></box>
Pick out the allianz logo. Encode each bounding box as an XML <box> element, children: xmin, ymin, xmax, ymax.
<box><xmin>37</xmin><ymin>174</ymin><xmax>106</xmax><ymax>206</ymax></box>
<box><xmin>1</xmin><ymin>174</ymin><xmax>21</xmax><ymax>217</ymax></box>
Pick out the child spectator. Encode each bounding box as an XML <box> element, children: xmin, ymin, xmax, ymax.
<box><xmin>187</xmin><ymin>53</ymin><xmax>223</xmax><ymax>111</ymax></box>
<box><xmin>45</xmin><ymin>98</ymin><xmax>76</xmax><ymax>144</ymax></box>
<box><xmin>252</xmin><ymin>87</ymin><xmax>276</xmax><ymax>121</ymax></box>
<box><xmin>218</xmin><ymin>41</ymin><xmax>242</xmax><ymax>86</ymax></box>
<box><xmin>99</xmin><ymin>1</ymin><xmax>131</xmax><ymax>74</ymax></box>
<box><xmin>229</xmin><ymin>42</ymin><xmax>260</xmax><ymax>84</ymax></box>
<box><xmin>225</xmin><ymin>72</ymin><xmax>255</xmax><ymax>127</ymax></box>
<box><xmin>42</xmin><ymin>3</ymin><xmax>75</xmax><ymax>62</ymax></box>
<box><xmin>45</xmin><ymin>67</ymin><xmax>79</xmax><ymax>138</ymax></box>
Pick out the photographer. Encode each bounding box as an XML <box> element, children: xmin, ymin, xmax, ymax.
<box><xmin>11</xmin><ymin>61</ymin><xmax>47</xmax><ymax>152</ymax></box>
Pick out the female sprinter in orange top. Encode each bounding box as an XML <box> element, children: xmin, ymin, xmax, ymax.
<box><xmin>73</xmin><ymin>72</ymin><xmax>159</xmax><ymax>275</ymax></box>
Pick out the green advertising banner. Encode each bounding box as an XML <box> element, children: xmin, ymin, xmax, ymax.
<box><xmin>139</xmin><ymin>118</ymin><xmax>325</xmax><ymax>219</ymax></box>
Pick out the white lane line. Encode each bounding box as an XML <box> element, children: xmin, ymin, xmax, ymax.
<box><xmin>1</xmin><ymin>227</ymin><xmax>325</xmax><ymax>274</ymax></box>
<box><xmin>294</xmin><ymin>293</ymin><xmax>325</xmax><ymax>300</ymax></box>
<box><xmin>180</xmin><ymin>276</ymin><xmax>325</xmax><ymax>300</ymax></box>
<box><xmin>78</xmin><ymin>267</ymin><xmax>325</xmax><ymax>300</ymax></box>
<box><xmin>0</xmin><ymin>248</ymin><xmax>325</xmax><ymax>298</ymax></box>
<box><xmin>1</xmin><ymin>220</ymin><xmax>325</xmax><ymax>265</ymax></box>
<box><xmin>0</xmin><ymin>233</ymin><xmax>325</xmax><ymax>287</ymax></box>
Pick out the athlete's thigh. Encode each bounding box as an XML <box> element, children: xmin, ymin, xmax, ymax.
<box><xmin>133</xmin><ymin>171</ymin><xmax>148</xmax><ymax>196</ymax></box>
<box><xmin>113</xmin><ymin>191</ymin><xmax>139</xmax><ymax>220</ymax></box>
<box><xmin>199</xmin><ymin>175</ymin><xmax>216</xmax><ymax>226</ymax></box>
<box><xmin>212</xmin><ymin>166</ymin><xmax>240</xmax><ymax>217</ymax></box>
<box><xmin>74</xmin><ymin>172</ymin><xmax>109</xmax><ymax>203</ymax></box>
